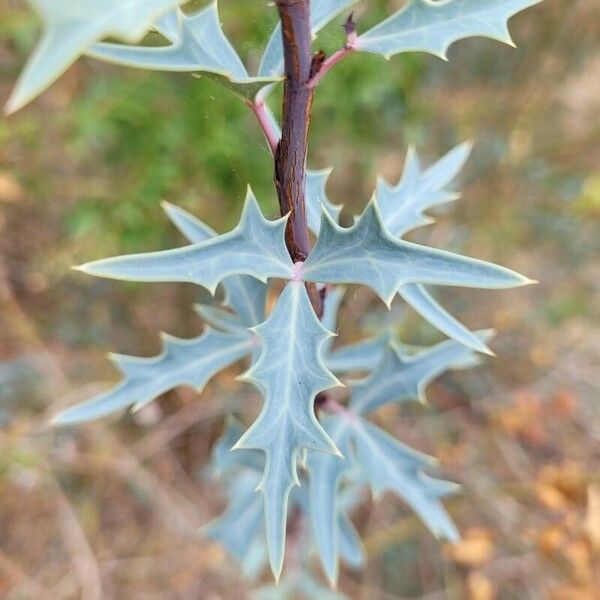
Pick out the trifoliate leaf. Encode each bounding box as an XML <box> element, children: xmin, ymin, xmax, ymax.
<box><xmin>305</xmin><ymin>169</ymin><xmax>343</xmax><ymax>237</ymax></box>
<box><xmin>162</xmin><ymin>201</ymin><xmax>267</xmax><ymax>327</ymax></box>
<box><xmin>6</xmin><ymin>0</ymin><xmax>185</xmax><ymax>114</ymax></box>
<box><xmin>203</xmin><ymin>470</ymin><xmax>264</xmax><ymax>560</ymax></box>
<box><xmin>303</xmin><ymin>201</ymin><xmax>532</xmax><ymax>306</ymax></box>
<box><xmin>349</xmin><ymin>333</ymin><xmax>490</xmax><ymax>415</ymax></box>
<box><xmin>76</xmin><ymin>189</ymin><xmax>293</xmax><ymax>295</ymax></box>
<box><xmin>52</xmin><ymin>328</ymin><xmax>254</xmax><ymax>425</ymax></box>
<box><xmin>351</xmin><ymin>417</ymin><xmax>459</xmax><ymax>541</ymax></box>
<box><xmin>356</xmin><ymin>0</ymin><xmax>542</xmax><ymax>60</ymax></box>
<box><xmin>234</xmin><ymin>281</ymin><xmax>342</xmax><ymax>581</ymax></box>
<box><xmin>258</xmin><ymin>0</ymin><xmax>361</xmax><ymax>78</ymax></box>
<box><xmin>377</xmin><ymin>143</ymin><xmax>472</xmax><ymax>238</ymax></box>
<box><xmin>87</xmin><ymin>3</ymin><xmax>279</xmax><ymax>100</ymax></box>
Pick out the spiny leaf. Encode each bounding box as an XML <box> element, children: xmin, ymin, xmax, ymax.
<box><xmin>373</xmin><ymin>143</ymin><xmax>494</xmax><ymax>354</ymax></box>
<box><xmin>163</xmin><ymin>201</ymin><xmax>267</xmax><ymax>327</ymax></box>
<box><xmin>52</xmin><ymin>328</ymin><xmax>254</xmax><ymax>425</ymax></box>
<box><xmin>87</xmin><ymin>3</ymin><xmax>279</xmax><ymax>100</ymax></box>
<box><xmin>351</xmin><ymin>417</ymin><xmax>459</xmax><ymax>541</ymax></box>
<box><xmin>310</xmin><ymin>412</ymin><xmax>455</xmax><ymax>584</ymax></box>
<box><xmin>234</xmin><ymin>281</ymin><xmax>341</xmax><ymax>581</ymax></box>
<box><xmin>377</xmin><ymin>143</ymin><xmax>472</xmax><ymax>238</ymax></box>
<box><xmin>259</xmin><ymin>0</ymin><xmax>361</xmax><ymax>78</ymax></box>
<box><xmin>76</xmin><ymin>189</ymin><xmax>293</xmax><ymax>294</ymax></box>
<box><xmin>6</xmin><ymin>0</ymin><xmax>185</xmax><ymax>114</ymax></box>
<box><xmin>356</xmin><ymin>0</ymin><xmax>542</xmax><ymax>60</ymax></box>
<box><xmin>304</xmin><ymin>201</ymin><xmax>533</xmax><ymax>306</ymax></box>
<box><xmin>349</xmin><ymin>333</ymin><xmax>490</xmax><ymax>415</ymax></box>
<box><xmin>326</xmin><ymin>334</ymin><xmax>390</xmax><ymax>374</ymax></box>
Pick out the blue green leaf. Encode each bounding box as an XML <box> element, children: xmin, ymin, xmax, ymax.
<box><xmin>234</xmin><ymin>281</ymin><xmax>342</xmax><ymax>581</ymax></box>
<box><xmin>6</xmin><ymin>0</ymin><xmax>185</xmax><ymax>114</ymax></box>
<box><xmin>76</xmin><ymin>189</ymin><xmax>293</xmax><ymax>294</ymax></box>
<box><xmin>356</xmin><ymin>0</ymin><xmax>542</xmax><ymax>60</ymax></box>
<box><xmin>52</xmin><ymin>328</ymin><xmax>254</xmax><ymax>425</ymax></box>
<box><xmin>305</xmin><ymin>169</ymin><xmax>342</xmax><ymax>237</ymax></box>
<box><xmin>377</xmin><ymin>143</ymin><xmax>472</xmax><ymax>238</ymax></box>
<box><xmin>304</xmin><ymin>201</ymin><xmax>532</xmax><ymax>306</ymax></box>
<box><xmin>351</xmin><ymin>417</ymin><xmax>459</xmax><ymax>541</ymax></box>
<box><xmin>349</xmin><ymin>333</ymin><xmax>490</xmax><ymax>415</ymax></box>
<box><xmin>163</xmin><ymin>201</ymin><xmax>267</xmax><ymax>327</ymax></box>
<box><xmin>203</xmin><ymin>470</ymin><xmax>264</xmax><ymax>560</ymax></box>
<box><xmin>326</xmin><ymin>334</ymin><xmax>390</xmax><ymax>374</ymax></box>
<box><xmin>87</xmin><ymin>3</ymin><xmax>279</xmax><ymax>100</ymax></box>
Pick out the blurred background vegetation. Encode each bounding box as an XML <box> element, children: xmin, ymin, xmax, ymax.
<box><xmin>0</xmin><ymin>0</ymin><xmax>599</xmax><ymax>598</ymax></box>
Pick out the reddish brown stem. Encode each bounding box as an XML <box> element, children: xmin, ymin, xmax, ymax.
<box><xmin>274</xmin><ymin>0</ymin><xmax>322</xmax><ymax>314</ymax></box>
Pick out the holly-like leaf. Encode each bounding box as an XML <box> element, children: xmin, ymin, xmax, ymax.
<box><xmin>310</xmin><ymin>410</ymin><xmax>457</xmax><ymax>584</ymax></box>
<box><xmin>76</xmin><ymin>189</ymin><xmax>293</xmax><ymax>294</ymax></box>
<box><xmin>88</xmin><ymin>3</ymin><xmax>279</xmax><ymax>101</ymax></box>
<box><xmin>6</xmin><ymin>0</ymin><xmax>185</xmax><ymax>114</ymax></box>
<box><xmin>304</xmin><ymin>201</ymin><xmax>532</xmax><ymax>306</ymax></box>
<box><xmin>377</xmin><ymin>143</ymin><xmax>472</xmax><ymax>238</ymax></box>
<box><xmin>234</xmin><ymin>281</ymin><xmax>342</xmax><ymax>581</ymax></box>
<box><xmin>259</xmin><ymin>0</ymin><xmax>361</xmax><ymax>78</ymax></box>
<box><xmin>163</xmin><ymin>201</ymin><xmax>267</xmax><ymax>327</ymax></box>
<box><xmin>52</xmin><ymin>328</ymin><xmax>254</xmax><ymax>425</ymax></box>
<box><xmin>356</xmin><ymin>0</ymin><xmax>542</xmax><ymax>60</ymax></box>
<box><xmin>349</xmin><ymin>333</ymin><xmax>490</xmax><ymax>415</ymax></box>
<box><xmin>351</xmin><ymin>417</ymin><xmax>459</xmax><ymax>541</ymax></box>
<box><xmin>305</xmin><ymin>169</ymin><xmax>343</xmax><ymax>237</ymax></box>
<box><xmin>376</xmin><ymin>143</ymin><xmax>496</xmax><ymax>354</ymax></box>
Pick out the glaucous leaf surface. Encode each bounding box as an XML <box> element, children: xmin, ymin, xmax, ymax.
<box><xmin>162</xmin><ymin>201</ymin><xmax>267</xmax><ymax>327</ymax></box>
<box><xmin>356</xmin><ymin>0</ymin><xmax>542</xmax><ymax>59</ymax></box>
<box><xmin>349</xmin><ymin>333</ymin><xmax>490</xmax><ymax>414</ymax></box>
<box><xmin>88</xmin><ymin>3</ymin><xmax>279</xmax><ymax>100</ymax></box>
<box><xmin>305</xmin><ymin>169</ymin><xmax>343</xmax><ymax>237</ymax></box>
<box><xmin>303</xmin><ymin>201</ymin><xmax>532</xmax><ymax>305</ymax></box>
<box><xmin>308</xmin><ymin>419</ymin><xmax>355</xmax><ymax>584</ymax></box>
<box><xmin>258</xmin><ymin>0</ymin><xmax>361</xmax><ymax>78</ymax></box>
<box><xmin>351</xmin><ymin>417</ymin><xmax>459</xmax><ymax>540</ymax></box>
<box><xmin>52</xmin><ymin>328</ymin><xmax>254</xmax><ymax>425</ymax></box>
<box><xmin>76</xmin><ymin>189</ymin><xmax>293</xmax><ymax>294</ymax></box>
<box><xmin>209</xmin><ymin>416</ymin><xmax>264</xmax><ymax>477</ymax></box>
<box><xmin>234</xmin><ymin>281</ymin><xmax>341</xmax><ymax>581</ymax></box>
<box><xmin>310</xmin><ymin>411</ymin><xmax>458</xmax><ymax>584</ymax></box>
<box><xmin>376</xmin><ymin>143</ymin><xmax>472</xmax><ymax>238</ymax></box>
<box><xmin>6</xmin><ymin>0</ymin><xmax>185</xmax><ymax>114</ymax></box>
<box><xmin>375</xmin><ymin>142</ymin><xmax>494</xmax><ymax>353</ymax></box>
<box><xmin>397</xmin><ymin>283</ymin><xmax>491</xmax><ymax>354</ymax></box>
<box><xmin>203</xmin><ymin>470</ymin><xmax>264</xmax><ymax>560</ymax></box>
<box><xmin>326</xmin><ymin>335</ymin><xmax>390</xmax><ymax>374</ymax></box>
